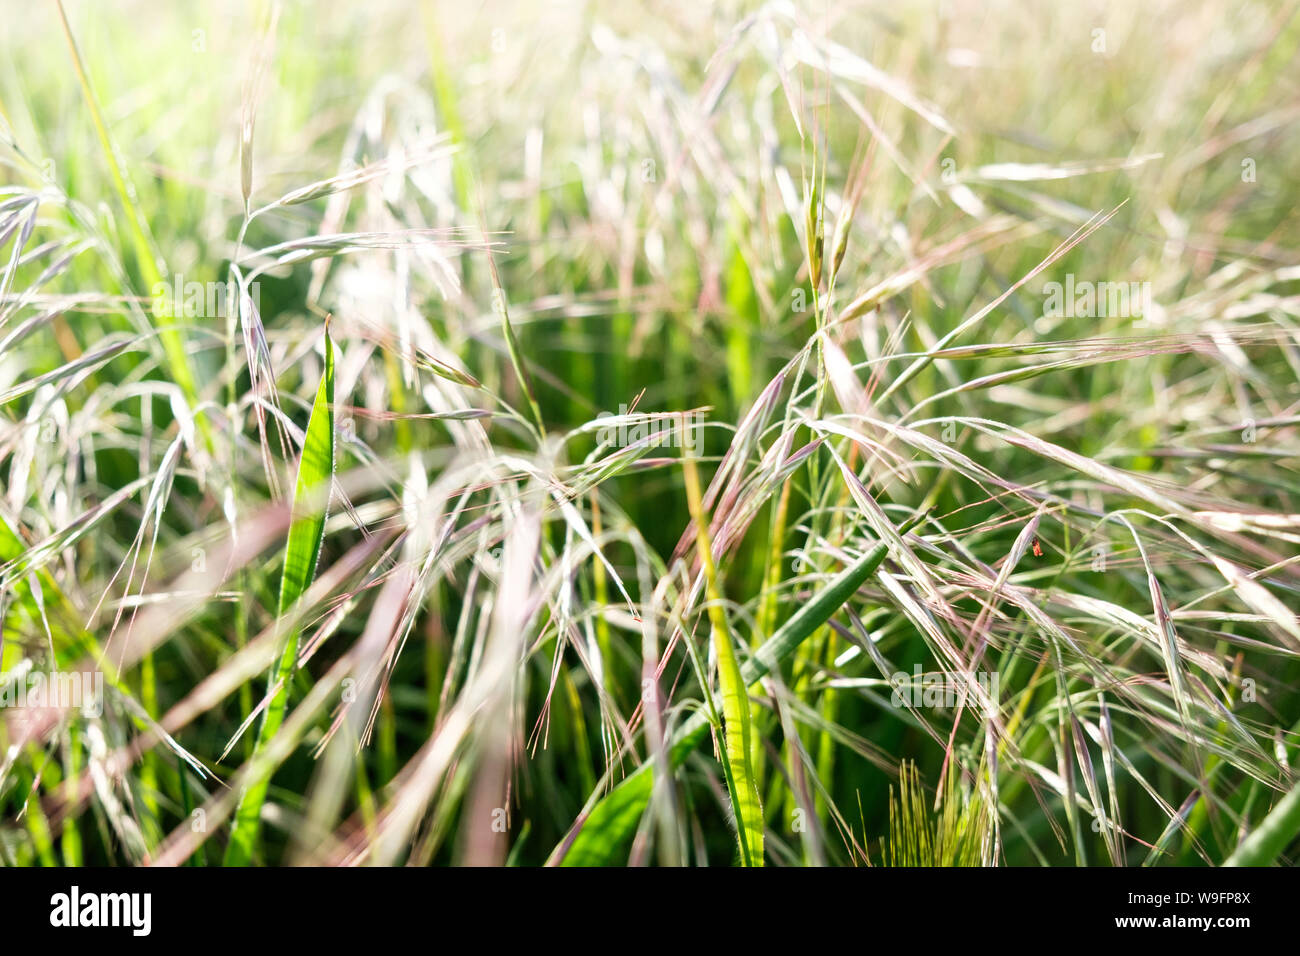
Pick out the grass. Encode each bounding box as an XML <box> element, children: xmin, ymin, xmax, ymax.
<box><xmin>1</xmin><ymin>0</ymin><xmax>1299</xmax><ymax>867</ymax></box>
<box><xmin>225</xmin><ymin>322</ymin><xmax>334</xmax><ymax>865</ymax></box>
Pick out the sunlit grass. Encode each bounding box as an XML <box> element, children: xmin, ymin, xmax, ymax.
<box><xmin>1</xmin><ymin>0</ymin><xmax>1299</xmax><ymax>866</ymax></box>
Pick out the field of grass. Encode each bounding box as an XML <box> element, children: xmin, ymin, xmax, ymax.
<box><xmin>1</xmin><ymin>0</ymin><xmax>1299</xmax><ymax>867</ymax></box>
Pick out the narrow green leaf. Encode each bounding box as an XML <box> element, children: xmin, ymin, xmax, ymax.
<box><xmin>55</xmin><ymin>0</ymin><xmax>201</xmax><ymax>411</ymax></box>
<box><xmin>681</xmin><ymin>448</ymin><xmax>763</xmax><ymax>865</ymax></box>
<box><xmin>1224</xmin><ymin>780</ymin><xmax>1300</xmax><ymax>867</ymax></box>
<box><xmin>225</xmin><ymin>328</ymin><xmax>335</xmax><ymax>865</ymax></box>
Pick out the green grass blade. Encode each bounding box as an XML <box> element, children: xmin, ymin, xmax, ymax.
<box><xmin>225</xmin><ymin>328</ymin><xmax>335</xmax><ymax>865</ymax></box>
<box><xmin>274</xmin><ymin>336</ymin><xmax>337</xmax><ymax>623</ymax></box>
<box><xmin>54</xmin><ymin>0</ymin><xmax>200</xmax><ymax>409</ymax></box>
<box><xmin>1224</xmin><ymin>780</ymin><xmax>1300</xmax><ymax>867</ymax></box>
<box><xmin>681</xmin><ymin>446</ymin><xmax>763</xmax><ymax>865</ymax></box>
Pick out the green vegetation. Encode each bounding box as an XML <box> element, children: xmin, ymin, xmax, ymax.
<box><xmin>1</xmin><ymin>0</ymin><xmax>1298</xmax><ymax>867</ymax></box>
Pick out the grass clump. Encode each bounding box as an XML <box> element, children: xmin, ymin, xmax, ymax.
<box><xmin>1</xmin><ymin>0</ymin><xmax>1299</xmax><ymax>867</ymax></box>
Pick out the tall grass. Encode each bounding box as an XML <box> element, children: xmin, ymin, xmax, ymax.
<box><xmin>1</xmin><ymin>0</ymin><xmax>1299</xmax><ymax>867</ymax></box>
